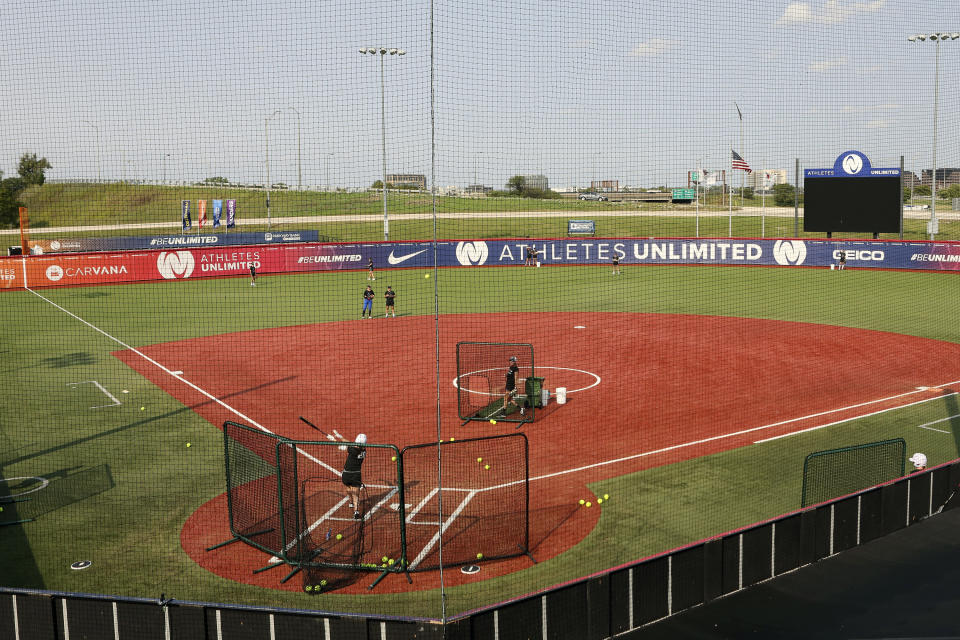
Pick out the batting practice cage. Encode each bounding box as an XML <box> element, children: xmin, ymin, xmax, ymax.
<box><xmin>7</xmin><ymin>0</ymin><xmax>960</xmax><ymax>635</ymax></box>
<box><xmin>457</xmin><ymin>342</ymin><xmax>538</xmax><ymax>424</ymax></box>
<box><xmin>211</xmin><ymin>422</ymin><xmax>531</xmax><ymax>591</ymax></box>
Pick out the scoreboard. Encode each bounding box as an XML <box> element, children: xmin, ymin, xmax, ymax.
<box><xmin>803</xmin><ymin>151</ymin><xmax>901</xmax><ymax>235</ymax></box>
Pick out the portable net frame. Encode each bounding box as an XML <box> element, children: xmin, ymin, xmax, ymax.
<box><xmin>456</xmin><ymin>342</ymin><xmax>535</xmax><ymax>424</ymax></box>
<box><xmin>800</xmin><ymin>438</ymin><xmax>906</xmax><ymax>507</ymax></box>
<box><xmin>211</xmin><ymin>422</ymin><xmax>530</xmax><ymax>591</ymax></box>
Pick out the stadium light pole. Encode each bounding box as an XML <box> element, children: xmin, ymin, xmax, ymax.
<box><xmin>265</xmin><ymin>109</ymin><xmax>281</xmax><ymax>229</ymax></box>
<box><xmin>908</xmin><ymin>32</ymin><xmax>959</xmax><ymax>240</ymax></box>
<box><xmin>82</xmin><ymin>120</ymin><xmax>101</xmax><ymax>182</ymax></box>
<box><xmin>287</xmin><ymin>107</ymin><xmax>302</xmax><ymax>190</ymax></box>
<box><xmin>162</xmin><ymin>153</ymin><xmax>170</xmax><ymax>183</ymax></box>
<box><xmin>360</xmin><ymin>46</ymin><xmax>406</xmax><ymax>241</ymax></box>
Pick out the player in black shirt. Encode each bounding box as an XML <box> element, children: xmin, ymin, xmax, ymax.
<box><xmin>342</xmin><ymin>433</ymin><xmax>367</xmax><ymax>519</ymax></box>
<box><xmin>362</xmin><ymin>285</ymin><xmax>375</xmax><ymax>319</ymax></box>
<box><xmin>367</xmin><ymin>258</ymin><xmax>376</xmax><ymax>281</ymax></box>
<box><xmin>612</xmin><ymin>253</ymin><xmax>620</xmax><ymax>275</ymax></box>
<box><xmin>384</xmin><ymin>286</ymin><xmax>396</xmax><ymax>317</ymax></box>
<box><xmin>524</xmin><ymin>246</ymin><xmax>534</xmax><ymax>267</ymax></box>
<box><xmin>502</xmin><ymin>355</ymin><xmax>525</xmax><ymax>416</ymax></box>
<box><xmin>249</xmin><ymin>262</ymin><xmax>257</xmax><ymax>286</ymax></box>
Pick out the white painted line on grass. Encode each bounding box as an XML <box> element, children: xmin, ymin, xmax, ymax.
<box><xmin>28</xmin><ymin>289</ymin><xmax>340</xmax><ymax>477</ymax></box>
<box><xmin>67</xmin><ymin>380</ymin><xmax>122</xmax><ymax>409</ymax></box>
<box><xmin>754</xmin><ymin>390</ymin><xmax>960</xmax><ymax>443</ymax></box>
<box><xmin>916</xmin><ymin>413</ymin><xmax>960</xmax><ymax>434</ymax></box>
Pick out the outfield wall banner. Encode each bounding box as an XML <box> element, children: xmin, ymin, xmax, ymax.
<box><xmin>6</xmin><ymin>237</ymin><xmax>960</xmax><ymax>288</ymax></box>
<box><xmin>24</xmin><ymin>230</ymin><xmax>320</xmax><ymax>254</ymax></box>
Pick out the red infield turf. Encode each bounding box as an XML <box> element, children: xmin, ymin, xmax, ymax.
<box><xmin>114</xmin><ymin>312</ymin><xmax>960</xmax><ymax>594</ymax></box>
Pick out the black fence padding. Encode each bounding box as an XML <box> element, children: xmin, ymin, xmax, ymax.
<box><xmin>607</xmin><ymin>568</ymin><xmax>631</xmax><ymax>635</ymax></box>
<box><xmin>634</xmin><ymin>556</ymin><xmax>669</xmax><ymax>625</ymax></box>
<box><xmin>931</xmin><ymin>466</ymin><xmax>954</xmax><ymax>510</ymax></box>
<box><xmin>4</xmin><ymin>593</ymin><xmax>55</xmax><ymax>640</ymax></box>
<box><xmin>741</xmin><ymin>524</ymin><xmax>773</xmax><ymax>587</ymax></box>
<box><xmin>833</xmin><ymin>495</ymin><xmax>859</xmax><ymax>552</ymax></box>
<box><xmin>272</xmin><ymin>614</ymin><xmax>329</xmax><ymax>640</ymax></box>
<box><xmin>773</xmin><ymin>513</ymin><xmax>802</xmax><ymax>576</ymax></box>
<box><xmin>210</xmin><ymin>607</ymin><xmax>271</xmax><ymax>640</ymax></box>
<box><xmin>115</xmin><ymin>602</ymin><xmax>166</xmax><ymax>640</ymax></box>
<box><xmin>168</xmin><ymin>604</ymin><xmax>206</xmax><ymax>640</ymax></box>
<box><xmin>0</xmin><ymin>593</ymin><xmax>14</xmax><ymax>640</ymax></box>
<box><xmin>908</xmin><ymin>474</ymin><xmax>931</xmax><ymax>524</ymax></box>
<box><xmin>326</xmin><ymin>615</ymin><xmax>370</xmax><ymax>639</ymax></box>
<box><xmin>64</xmin><ymin>599</ymin><xmax>115</xmax><ymax>638</ymax></box>
<box><xmin>880</xmin><ymin>481</ymin><xmax>908</xmax><ymax>536</ymax></box>
<box><xmin>494</xmin><ymin>596</ymin><xmax>542</xmax><ymax>640</ymax></box>
<box><xmin>470</xmin><ymin>608</ymin><xmax>498</xmax><ymax>640</ymax></box>
<box><xmin>859</xmin><ymin>487</ymin><xmax>884</xmax><ymax>543</ymax></box>
<box><xmin>798</xmin><ymin>509</ymin><xmax>818</xmax><ymax>565</ymax></box>
<box><xmin>720</xmin><ymin>535</ymin><xmax>740</xmax><ymax>594</ymax></box>
<box><xmin>545</xmin><ymin>582</ymin><xmax>591</xmax><ymax>640</ymax></box>
<box><xmin>670</xmin><ymin>546</ymin><xmax>705</xmax><ymax>613</ymax></box>
<box><xmin>948</xmin><ymin>464</ymin><xmax>960</xmax><ymax>511</ymax></box>
<box><xmin>702</xmin><ymin>539</ymin><xmax>724</xmax><ymax>601</ymax></box>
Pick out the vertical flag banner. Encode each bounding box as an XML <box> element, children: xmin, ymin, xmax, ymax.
<box><xmin>198</xmin><ymin>200</ymin><xmax>207</xmax><ymax>228</ymax></box>
<box><xmin>226</xmin><ymin>199</ymin><xmax>236</xmax><ymax>228</ymax></box>
<box><xmin>181</xmin><ymin>200</ymin><xmax>191</xmax><ymax>231</ymax></box>
<box><xmin>212</xmin><ymin>199</ymin><xmax>223</xmax><ymax>228</ymax></box>
<box><xmin>732</xmin><ymin>150</ymin><xmax>752</xmax><ymax>173</ymax></box>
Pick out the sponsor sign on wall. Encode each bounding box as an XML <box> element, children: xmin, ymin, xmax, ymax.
<box><xmin>6</xmin><ymin>237</ymin><xmax>960</xmax><ymax>289</ymax></box>
<box><xmin>26</xmin><ymin>230</ymin><xmax>319</xmax><ymax>254</ymax></box>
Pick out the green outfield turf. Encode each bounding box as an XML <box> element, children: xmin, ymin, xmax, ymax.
<box><xmin>2</xmin><ymin>264</ymin><xmax>959</xmax><ymax>619</ymax></box>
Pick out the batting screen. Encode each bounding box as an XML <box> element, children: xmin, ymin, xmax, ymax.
<box><xmin>800</xmin><ymin>438</ymin><xmax>906</xmax><ymax>507</ymax></box>
<box><xmin>456</xmin><ymin>342</ymin><xmax>535</xmax><ymax>424</ymax></box>
<box><xmin>400</xmin><ymin>433</ymin><xmax>530</xmax><ymax>571</ymax></box>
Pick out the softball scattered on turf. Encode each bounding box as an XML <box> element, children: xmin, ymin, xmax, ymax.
<box><xmin>477</xmin><ymin>457</ymin><xmax>483</xmax><ymax>463</ymax></box>
<box><xmin>388</xmin><ymin>558</ymin><xmax>395</xmax><ymax>566</ymax></box>
<box><xmin>391</xmin><ymin>456</ymin><xmax>397</xmax><ymax>461</ymax></box>
<box><xmin>484</xmin><ymin>464</ymin><xmax>490</xmax><ymax>470</ymax></box>
<box><xmin>186</xmin><ymin>443</ymin><xmax>191</xmax><ymax>448</ymax></box>
<box><xmin>585</xmin><ymin>501</ymin><xmax>592</xmax><ymax>507</ymax></box>
<box><xmin>304</xmin><ymin>585</ymin><xmax>312</xmax><ymax>592</ymax></box>
<box><xmin>489</xmin><ymin>419</ymin><xmax>497</xmax><ymax>425</ymax></box>
<box><xmin>336</xmin><ymin>533</ymin><xmax>342</xmax><ymax>540</ymax></box>
<box><xmin>382</xmin><ymin>556</ymin><xmax>389</xmax><ymax>562</ymax></box>
<box><xmin>597</xmin><ymin>498</ymin><xmax>603</xmax><ymax>504</ymax></box>
<box><xmin>140</xmin><ymin>407</ymin><xmax>145</xmax><ymax>411</ymax></box>
<box><xmin>476</xmin><ymin>553</ymin><xmax>483</xmax><ymax>560</ymax></box>
<box><xmin>425</xmin><ymin>273</ymin><xmax>430</xmax><ymax>279</ymax></box>
<box><xmin>578</xmin><ymin>499</ymin><xmax>585</xmax><ymax>505</ymax></box>
<box><xmin>320</xmin><ymin>579</ymin><xmax>327</xmax><ymax>586</ymax></box>
<box><xmin>450</xmin><ymin>437</ymin><xmax>455</xmax><ymax>442</ymax></box>
<box><xmin>603</xmin><ymin>493</ymin><xmax>610</xmax><ymax>500</ymax></box>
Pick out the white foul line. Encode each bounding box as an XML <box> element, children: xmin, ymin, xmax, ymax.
<box><xmin>408</xmin><ymin>490</ymin><xmax>477</xmax><ymax>570</ymax></box>
<box><xmin>67</xmin><ymin>380</ymin><xmax>121</xmax><ymax>409</ymax></box>
<box><xmin>916</xmin><ymin>413</ymin><xmax>960</xmax><ymax>434</ymax></box>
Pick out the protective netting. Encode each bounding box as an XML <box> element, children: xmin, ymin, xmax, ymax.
<box><xmin>3</xmin><ymin>0</ymin><xmax>960</xmax><ymax>627</ymax></box>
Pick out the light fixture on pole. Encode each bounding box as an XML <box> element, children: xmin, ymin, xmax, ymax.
<box><xmin>82</xmin><ymin>120</ymin><xmax>101</xmax><ymax>182</ymax></box>
<box><xmin>287</xmin><ymin>107</ymin><xmax>302</xmax><ymax>190</ymax></box>
<box><xmin>265</xmin><ymin>109</ymin><xmax>281</xmax><ymax>229</ymax></box>
<box><xmin>908</xmin><ymin>32</ymin><xmax>959</xmax><ymax>240</ymax></box>
<box><xmin>359</xmin><ymin>46</ymin><xmax>406</xmax><ymax>241</ymax></box>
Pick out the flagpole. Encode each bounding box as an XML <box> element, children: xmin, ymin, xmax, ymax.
<box><xmin>728</xmin><ymin>143</ymin><xmax>733</xmax><ymax>237</ymax></box>
<box><xmin>695</xmin><ymin>161</ymin><xmax>700</xmax><ymax>238</ymax></box>
<box><xmin>761</xmin><ymin>169</ymin><xmax>766</xmax><ymax>237</ymax></box>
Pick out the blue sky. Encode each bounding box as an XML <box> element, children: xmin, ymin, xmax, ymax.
<box><xmin>1</xmin><ymin>0</ymin><xmax>959</xmax><ymax>189</ymax></box>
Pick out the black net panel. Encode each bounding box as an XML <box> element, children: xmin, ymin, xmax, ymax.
<box><xmin>401</xmin><ymin>434</ymin><xmax>529</xmax><ymax>571</ymax></box>
<box><xmin>456</xmin><ymin>342</ymin><xmax>535</xmax><ymax>422</ymax></box>
<box><xmin>222</xmin><ymin>421</ymin><xmax>284</xmax><ymax>557</ymax></box>
<box><xmin>801</xmin><ymin>438</ymin><xmax>906</xmax><ymax>507</ymax></box>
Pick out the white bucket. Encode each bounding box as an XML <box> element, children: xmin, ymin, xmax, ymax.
<box><xmin>556</xmin><ymin>387</ymin><xmax>567</xmax><ymax>405</ymax></box>
<box><xmin>536</xmin><ymin>261</ymin><xmax>540</xmax><ymax>268</ymax></box>
<box><xmin>541</xmin><ymin>387</ymin><xmax>549</xmax><ymax>407</ymax></box>
<box><xmin>830</xmin><ymin>263</ymin><xmax>835</xmax><ymax>270</ymax></box>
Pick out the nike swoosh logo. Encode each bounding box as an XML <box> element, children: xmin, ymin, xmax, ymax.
<box><xmin>387</xmin><ymin>249</ymin><xmax>428</xmax><ymax>265</ymax></box>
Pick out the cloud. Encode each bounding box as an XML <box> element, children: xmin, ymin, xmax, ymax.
<box><xmin>628</xmin><ymin>38</ymin><xmax>680</xmax><ymax>57</ymax></box>
<box><xmin>808</xmin><ymin>57</ymin><xmax>846</xmax><ymax>72</ymax></box>
<box><xmin>777</xmin><ymin>0</ymin><xmax>886</xmax><ymax>26</ymax></box>
<box><xmin>865</xmin><ymin>119</ymin><xmax>890</xmax><ymax>129</ymax></box>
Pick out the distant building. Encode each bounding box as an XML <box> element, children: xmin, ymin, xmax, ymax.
<box><xmin>921</xmin><ymin>168</ymin><xmax>960</xmax><ymax>189</ymax></box>
<box><xmin>464</xmin><ymin>184</ymin><xmax>493</xmax><ymax>195</ymax></box>
<box><xmin>590</xmin><ymin>180</ymin><xmax>619</xmax><ymax>192</ymax></box>
<box><xmin>386</xmin><ymin>173</ymin><xmax>426</xmax><ymax>189</ymax></box>
<box><xmin>522</xmin><ymin>174</ymin><xmax>549</xmax><ymax>190</ymax></box>
<box><xmin>748</xmin><ymin>169</ymin><xmax>787</xmax><ymax>191</ymax></box>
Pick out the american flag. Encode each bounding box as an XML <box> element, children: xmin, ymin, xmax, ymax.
<box><xmin>731</xmin><ymin>150</ymin><xmax>752</xmax><ymax>173</ymax></box>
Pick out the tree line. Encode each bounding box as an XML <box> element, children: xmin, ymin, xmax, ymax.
<box><xmin>1</xmin><ymin>153</ymin><xmax>52</xmax><ymax>227</ymax></box>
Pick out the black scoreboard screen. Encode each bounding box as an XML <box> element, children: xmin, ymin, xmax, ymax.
<box><xmin>803</xmin><ymin>176</ymin><xmax>901</xmax><ymax>233</ymax></box>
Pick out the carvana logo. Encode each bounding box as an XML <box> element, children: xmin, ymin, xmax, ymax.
<box><xmin>46</xmin><ymin>265</ymin><xmax>64</xmax><ymax>281</ymax></box>
<box><xmin>772</xmin><ymin>240</ymin><xmax>807</xmax><ymax>266</ymax></box>
<box><xmin>455</xmin><ymin>241</ymin><xmax>489</xmax><ymax>266</ymax></box>
<box><xmin>157</xmin><ymin>251</ymin><xmax>195</xmax><ymax>279</ymax></box>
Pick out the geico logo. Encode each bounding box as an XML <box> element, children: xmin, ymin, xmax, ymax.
<box><xmin>834</xmin><ymin>250</ymin><xmax>884</xmax><ymax>261</ymax></box>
